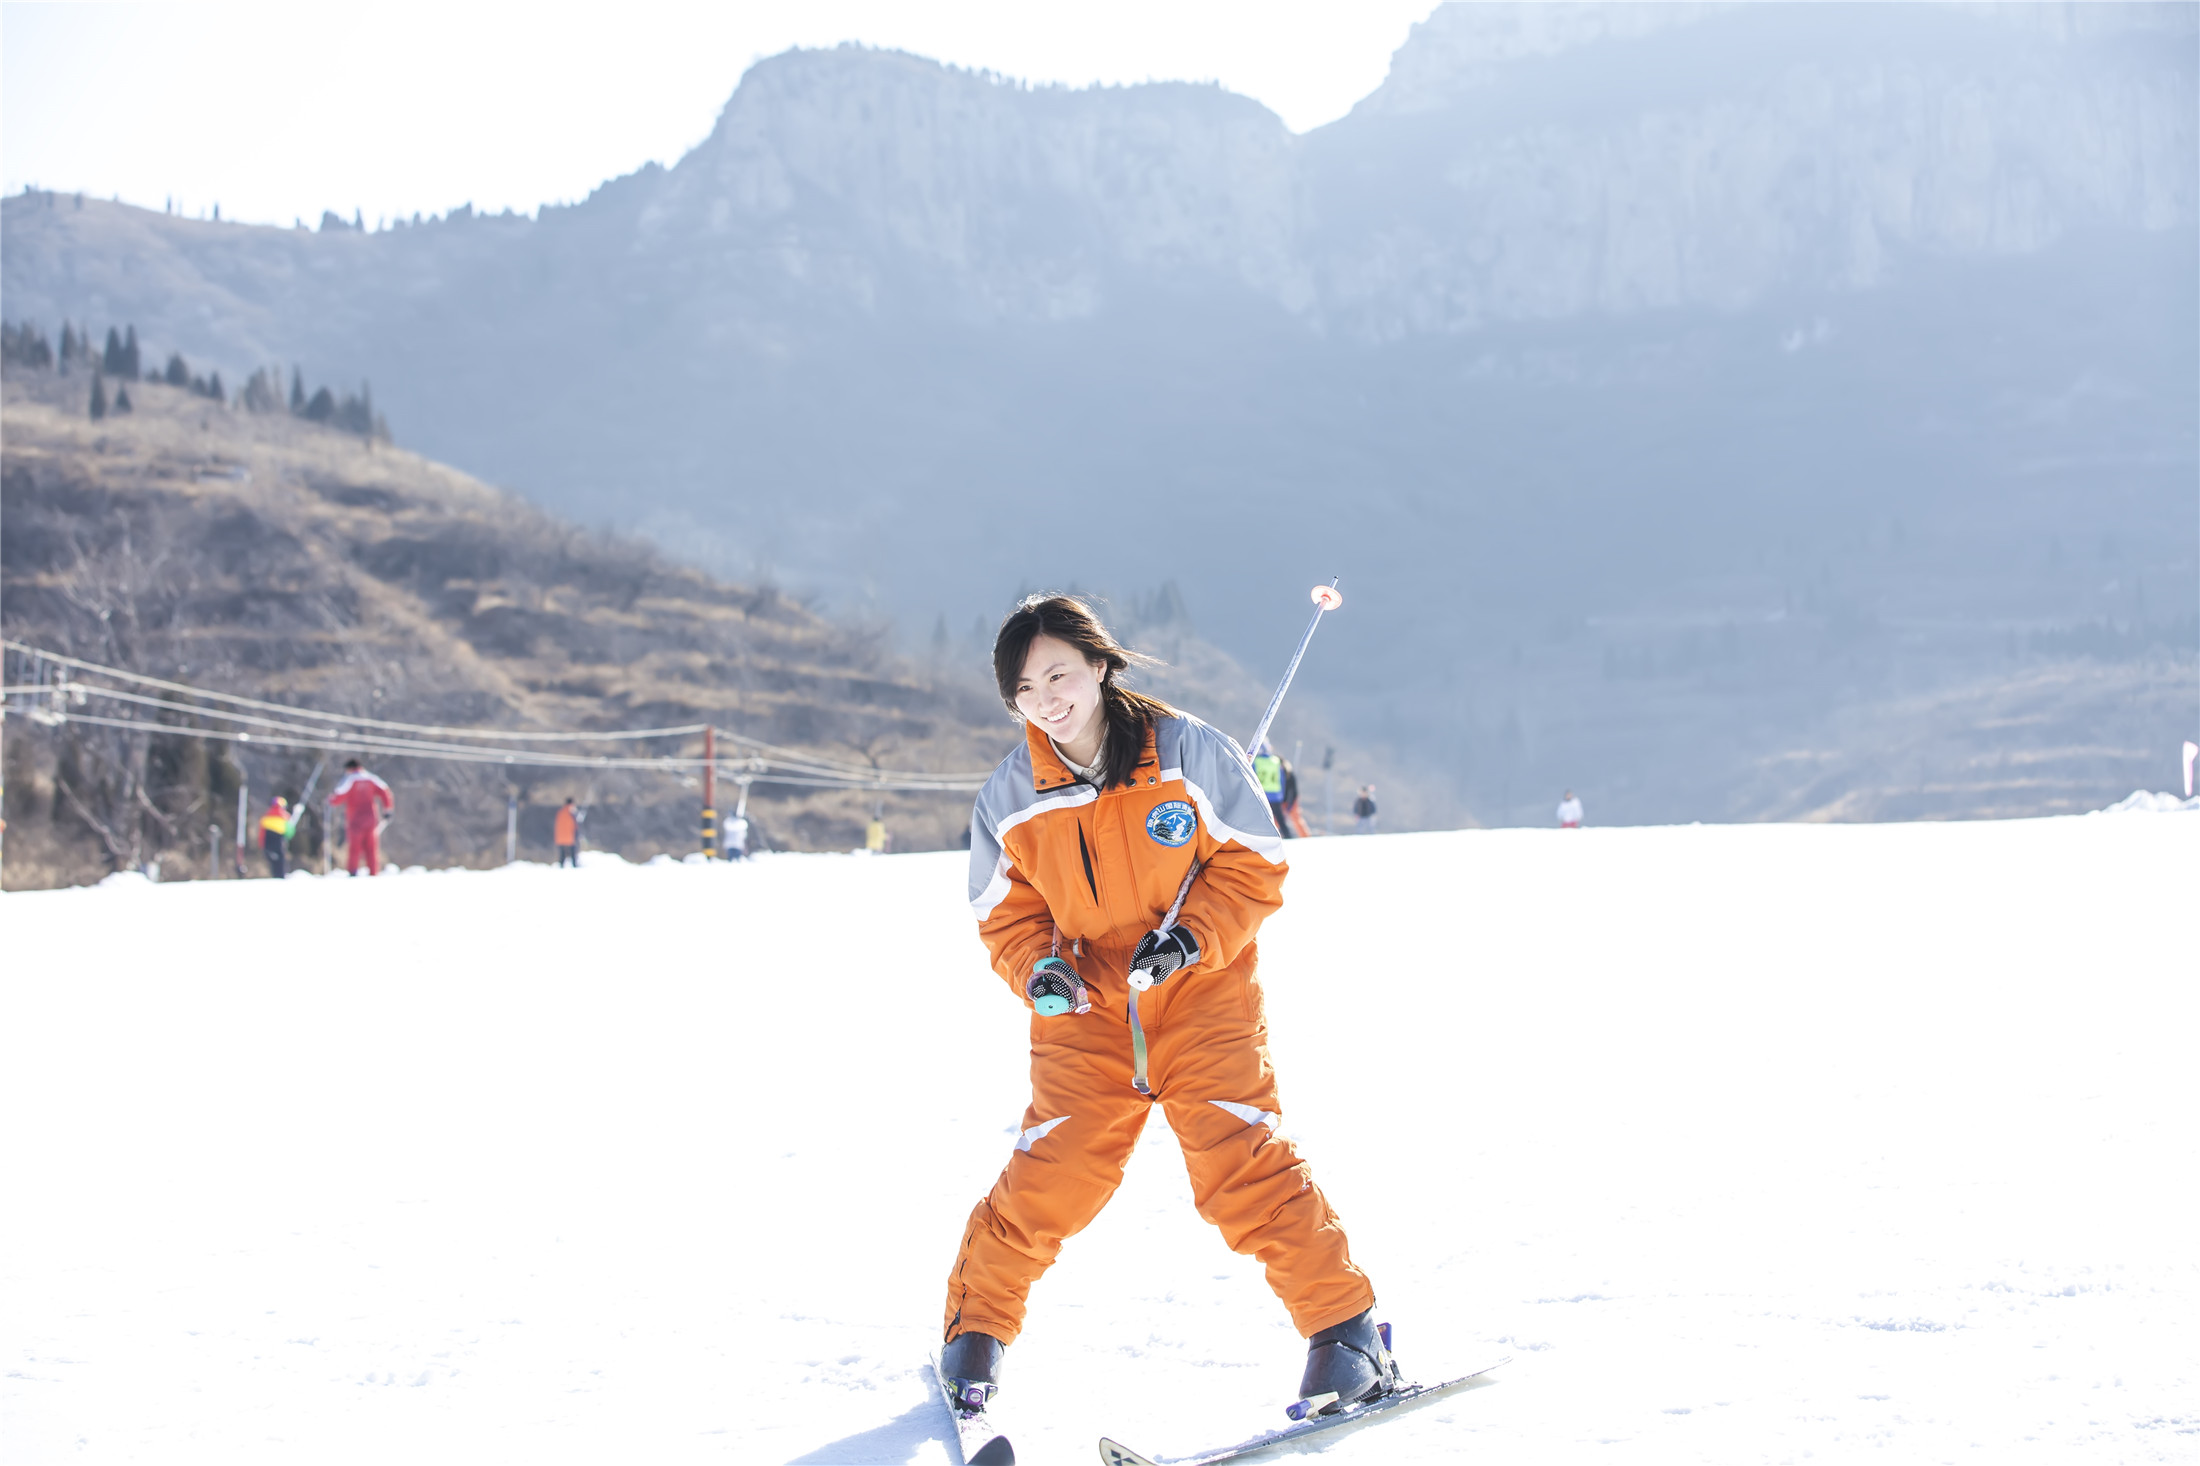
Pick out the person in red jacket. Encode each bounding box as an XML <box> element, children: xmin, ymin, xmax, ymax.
<box><xmin>328</xmin><ymin>760</ymin><xmax>394</xmax><ymax>875</ymax></box>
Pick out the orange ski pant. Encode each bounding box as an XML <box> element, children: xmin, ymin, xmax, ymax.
<box><xmin>943</xmin><ymin>947</ymin><xmax>1373</xmax><ymax>1345</ymax></box>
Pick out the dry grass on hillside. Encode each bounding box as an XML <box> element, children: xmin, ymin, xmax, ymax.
<box><xmin>2</xmin><ymin>367</ymin><xmax>1012</xmax><ymax>888</ymax></box>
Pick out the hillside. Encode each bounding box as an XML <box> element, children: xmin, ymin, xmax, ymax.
<box><xmin>3</xmin><ymin>3</ymin><xmax>2193</xmax><ymax>825</ymax></box>
<box><xmin>0</xmin><ymin>365</ymin><xmax>1019</xmax><ymax>887</ymax></box>
<box><xmin>3</xmin><ymin>814</ymin><xmax>2193</xmax><ymax>1461</ymax></box>
<box><xmin>2</xmin><ymin>364</ymin><xmax>1421</xmax><ymax>889</ymax></box>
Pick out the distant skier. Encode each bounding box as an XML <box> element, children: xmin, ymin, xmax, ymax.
<box><xmin>1352</xmin><ymin>784</ymin><xmax>1378</xmax><ymax>834</ymax></box>
<box><xmin>553</xmin><ymin>798</ymin><xmax>580</xmax><ymax>868</ymax></box>
<box><xmin>258</xmin><ymin>796</ymin><xmax>296</xmax><ymax>878</ymax></box>
<box><xmin>1251</xmin><ymin>741</ymin><xmax>1296</xmax><ymax>838</ymax></box>
<box><xmin>1557</xmin><ymin>790</ymin><xmax>1583</xmax><ymax>829</ymax></box>
<box><xmin>1281</xmin><ymin>757</ymin><xmax>1311</xmax><ymax>838</ymax></box>
<box><xmin>328</xmin><ymin>760</ymin><xmax>394</xmax><ymax>875</ymax></box>
<box><xmin>724</xmin><ymin>811</ymin><xmax>748</xmax><ymax>861</ymax></box>
<box><xmin>941</xmin><ymin>594</ymin><xmax>1383</xmax><ymax>1421</ymax></box>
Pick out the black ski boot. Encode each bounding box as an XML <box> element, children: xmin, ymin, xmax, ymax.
<box><xmin>941</xmin><ymin>1330</ymin><xmax>1006</xmax><ymax>1412</ymax></box>
<box><xmin>1293</xmin><ymin>1308</ymin><xmax>1397</xmax><ymax>1417</ymax></box>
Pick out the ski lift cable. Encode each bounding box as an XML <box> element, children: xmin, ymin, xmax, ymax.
<box><xmin>2</xmin><ymin>640</ymin><xmax>993</xmax><ymax>783</ymax></box>
<box><xmin>22</xmin><ymin>682</ymin><xmax>953</xmax><ymax>780</ymax></box>
<box><xmin>9</xmin><ymin>683</ymin><xmax>981</xmax><ymax>785</ymax></box>
<box><xmin>40</xmin><ymin>713</ymin><xmax>986</xmax><ymax>792</ymax></box>
<box><xmin>0</xmin><ymin>639</ymin><xmax>711</xmax><ymax>740</ymax></box>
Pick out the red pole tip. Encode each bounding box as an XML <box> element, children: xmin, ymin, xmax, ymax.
<box><xmin>1311</xmin><ymin>585</ymin><xmax>1344</xmax><ymax>610</ymax></box>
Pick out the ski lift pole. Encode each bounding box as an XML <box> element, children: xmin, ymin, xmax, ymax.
<box><xmin>700</xmin><ymin>724</ymin><xmax>719</xmax><ymax>859</ymax></box>
<box><xmin>1147</xmin><ymin>579</ymin><xmax>1344</xmax><ymax>960</ymax></box>
<box><xmin>292</xmin><ymin>756</ymin><xmax>327</xmax><ymax>869</ymax></box>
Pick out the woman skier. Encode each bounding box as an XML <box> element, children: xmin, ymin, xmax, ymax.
<box><xmin>940</xmin><ymin>594</ymin><xmax>1388</xmax><ymax>1415</ymax></box>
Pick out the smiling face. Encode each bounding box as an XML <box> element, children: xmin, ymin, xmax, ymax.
<box><xmin>1015</xmin><ymin>633</ymin><xmax>1107</xmax><ymax>763</ymax></box>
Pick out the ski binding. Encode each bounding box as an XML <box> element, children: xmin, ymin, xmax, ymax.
<box><xmin>931</xmin><ymin>1352</ymin><xmax>1014</xmax><ymax>1465</ymax></box>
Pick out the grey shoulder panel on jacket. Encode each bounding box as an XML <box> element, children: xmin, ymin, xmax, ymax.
<box><xmin>1159</xmin><ymin>714</ymin><xmax>1283</xmax><ymax>857</ymax></box>
<box><xmin>972</xmin><ymin>740</ymin><xmax>1037</xmax><ymax>839</ymax></box>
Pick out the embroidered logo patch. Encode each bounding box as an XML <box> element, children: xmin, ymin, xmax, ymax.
<box><xmin>1146</xmin><ymin>800</ymin><xmax>1197</xmax><ymax>847</ymax></box>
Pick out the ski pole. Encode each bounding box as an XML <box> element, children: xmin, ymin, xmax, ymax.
<box><xmin>1141</xmin><ymin>579</ymin><xmax>1344</xmax><ymax>974</ymax></box>
<box><xmin>1245</xmin><ymin>578</ymin><xmax>1343</xmax><ymax>761</ymax></box>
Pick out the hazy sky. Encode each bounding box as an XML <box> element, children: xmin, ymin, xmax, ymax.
<box><xmin>2</xmin><ymin>1</ymin><xmax>1439</xmax><ymax>228</ymax></box>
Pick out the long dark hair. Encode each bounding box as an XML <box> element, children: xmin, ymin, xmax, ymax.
<box><xmin>993</xmin><ymin>594</ymin><xmax>1174</xmax><ymax>790</ymax></box>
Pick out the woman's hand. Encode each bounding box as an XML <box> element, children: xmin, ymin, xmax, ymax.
<box><xmin>1128</xmin><ymin>925</ymin><xmax>1201</xmax><ymax>990</ymax></box>
<box><xmin>1028</xmin><ymin>957</ymin><xmax>1090</xmax><ymax>1016</ymax></box>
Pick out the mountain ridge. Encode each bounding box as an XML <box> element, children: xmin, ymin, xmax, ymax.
<box><xmin>4</xmin><ymin>2</ymin><xmax>2191</xmax><ymax>827</ymax></box>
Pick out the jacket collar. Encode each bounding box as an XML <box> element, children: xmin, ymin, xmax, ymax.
<box><xmin>1026</xmin><ymin>717</ymin><xmax>1161</xmax><ymax>793</ymax></box>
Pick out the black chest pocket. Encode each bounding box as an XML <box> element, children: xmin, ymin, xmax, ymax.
<box><xmin>1076</xmin><ymin>822</ymin><xmax>1099</xmax><ymax>904</ymax></box>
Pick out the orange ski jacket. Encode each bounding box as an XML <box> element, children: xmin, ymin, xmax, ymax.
<box><xmin>950</xmin><ymin>713</ymin><xmax>1375</xmax><ymax>1346</ymax></box>
<box><xmin>968</xmin><ymin>713</ymin><xmax>1286</xmax><ymax>998</ymax></box>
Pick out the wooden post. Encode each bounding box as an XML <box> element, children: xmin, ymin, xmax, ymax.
<box><xmin>700</xmin><ymin>725</ymin><xmax>719</xmax><ymax>859</ymax></box>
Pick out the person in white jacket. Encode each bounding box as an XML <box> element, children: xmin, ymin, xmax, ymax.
<box><xmin>1557</xmin><ymin>790</ymin><xmax>1584</xmax><ymax>828</ymax></box>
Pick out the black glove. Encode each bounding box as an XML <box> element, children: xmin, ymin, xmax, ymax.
<box><xmin>1128</xmin><ymin>925</ymin><xmax>1201</xmax><ymax>990</ymax></box>
<box><xmin>1027</xmin><ymin>956</ymin><xmax>1089</xmax><ymax>1016</ymax></box>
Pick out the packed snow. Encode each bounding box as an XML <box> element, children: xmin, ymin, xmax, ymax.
<box><xmin>3</xmin><ymin>815</ymin><xmax>2194</xmax><ymax>1465</ymax></box>
<box><xmin>2093</xmin><ymin>790</ymin><xmax>2200</xmax><ymax>814</ymax></box>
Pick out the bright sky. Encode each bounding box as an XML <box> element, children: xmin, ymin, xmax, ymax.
<box><xmin>1</xmin><ymin>1</ymin><xmax>1439</xmax><ymax>228</ymax></box>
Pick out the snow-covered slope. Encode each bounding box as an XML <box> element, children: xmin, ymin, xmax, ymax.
<box><xmin>3</xmin><ymin>817</ymin><xmax>2193</xmax><ymax>1464</ymax></box>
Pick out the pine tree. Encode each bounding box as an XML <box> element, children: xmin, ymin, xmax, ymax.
<box><xmin>114</xmin><ymin>384</ymin><xmax>134</xmax><ymax>413</ymax></box>
<box><xmin>103</xmin><ymin>327</ymin><xmax>126</xmax><ymax>374</ymax></box>
<box><xmin>1</xmin><ymin>322</ymin><xmax>55</xmax><ymax>369</ymax></box>
<box><xmin>206</xmin><ymin>370</ymin><xmax>224</xmax><ymax>402</ymax></box>
<box><xmin>290</xmin><ymin>368</ymin><xmax>305</xmax><ymax>413</ymax></box>
<box><xmin>90</xmin><ymin>372</ymin><xmax>108</xmax><ymax>420</ymax></box>
<box><xmin>165</xmin><ymin>353</ymin><xmax>189</xmax><ymax>387</ymax></box>
<box><xmin>241</xmin><ymin>367</ymin><xmax>281</xmax><ymax>413</ymax></box>
<box><xmin>122</xmin><ymin>325</ymin><xmax>141</xmax><ymax>378</ymax></box>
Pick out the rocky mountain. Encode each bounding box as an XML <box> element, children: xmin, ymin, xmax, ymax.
<box><xmin>4</xmin><ymin>2</ymin><xmax>2193</xmax><ymax>825</ymax></box>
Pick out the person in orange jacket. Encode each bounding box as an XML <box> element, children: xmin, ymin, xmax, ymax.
<box><xmin>553</xmin><ymin>798</ymin><xmax>580</xmax><ymax>867</ymax></box>
<box><xmin>940</xmin><ymin>594</ymin><xmax>1386</xmax><ymax>1418</ymax></box>
<box><xmin>328</xmin><ymin>760</ymin><xmax>393</xmax><ymax>876</ymax></box>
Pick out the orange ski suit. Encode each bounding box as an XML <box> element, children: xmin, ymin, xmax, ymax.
<box><xmin>945</xmin><ymin>713</ymin><xmax>1374</xmax><ymax>1346</ymax></box>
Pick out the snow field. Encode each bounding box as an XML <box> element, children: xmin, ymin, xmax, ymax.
<box><xmin>2</xmin><ymin>816</ymin><xmax>2194</xmax><ymax>1464</ymax></box>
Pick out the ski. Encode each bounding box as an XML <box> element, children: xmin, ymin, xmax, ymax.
<box><xmin>931</xmin><ymin>1353</ymin><xmax>1015</xmax><ymax>1466</ymax></box>
<box><xmin>1096</xmin><ymin>1357</ymin><xmax>1508</xmax><ymax>1466</ymax></box>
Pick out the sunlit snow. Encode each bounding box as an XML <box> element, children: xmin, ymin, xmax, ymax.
<box><xmin>4</xmin><ymin>814</ymin><xmax>2194</xmax><ymax>1464</ymax></box>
